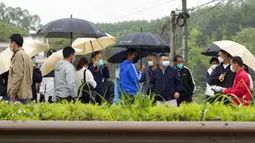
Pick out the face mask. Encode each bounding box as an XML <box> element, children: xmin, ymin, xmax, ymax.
<box><xmin>176</xmin><ymin>63</ymin><xmax>183</xmax><ymax>69</ymax></box>
<box><xmin>133</xmin><ymin>56</ymin><xmax>139</xmax><ymax>63</ymax></box>
<box><xmin>148</xmin><ymin>61</ymin><xmax>154</xmax><ymax>67</ymax></box>
<box><xmin>162</xmin><ymin>61</ymin><xmax>170</xmax><ymax>67</ymax></box>
<box><xmin>72</xmin><ymin>56</ymin><xmax>75</xmax><ymax>63</ymax></box>
<box><xmin>218</xmin><ymin>57</ymin><xmax>224</xmax><ymax>63</ymax></box>
<box><xmin>98</xmin><ymin>59</ymin><xmax>104</xmax><ymax>67</ymax></box>
<box><xmin>9</xmin><ymin>47</ymin><xmax>13</xmax><ymax>52</ymax></box>
<box><xmin>211</xmin><ymin>64</ymin><xmax>218</xmax><ymax>70</ymax></box>
<box><xmin>230</xmin><ymin>65</ymin><xmax>236</xmax><ymax>73</ymax></box>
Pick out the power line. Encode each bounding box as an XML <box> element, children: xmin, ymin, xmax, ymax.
<box><xmin>105</xmin><ymin>0</ymin><xmax>178</xmax><ymax>22</ymax></box>
<box><xmin>189</xmin><ymin>0</ymin><xmax>221</xmax><ymax>11</ymax></box>
<box><xmin>116</xmin><ymin>0</ymin><xmax>165</xmax><ymax>16</ymax></box>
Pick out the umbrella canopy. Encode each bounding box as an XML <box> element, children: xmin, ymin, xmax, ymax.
<box><xmin>37</xmin><ymin>17</ymin><xmax>106</xmax><ymax>39</ymax></box>
<box><xmin>202</xmin><ymin>43</ymin><xmax>220</xmax><ymax>56</ymax></box>
<box><xmin>0</xmin><ymin>40</ymin><xmax>49</xmax><ymax>74</ymax></box>
<box><xmin>203</xmin><ymin>40</ymin><xmax>255</xmax><ymax>71</ymax></box>
<box><xmin>112</xmin><ymin>32</ymin><xmax>170</xmax><ymax>53</ymax></box>
<box><xmin>72</xmin><ymin>33</ymin><xmax>116</xmax><ymax>55</ymax></box>
<box><xmin>108</xmin><ymin>47</ymin><xmax>165</xmax><ymax>64</ymax></box>
<box><xmin>40</xmin><ymin>48</ymin><xmax>81</xmax><ymax>76</ymax></box>
<box><xmin>108</xmin><ymin>47</ymin><xmax>146</xmax><ymax>63</ymax></box>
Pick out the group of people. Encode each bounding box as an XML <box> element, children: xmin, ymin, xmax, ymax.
<box><xmin>0</xmin><ymin>33</ymin><xmax>253</xmax><ymax>107</ymax></box>
<box><xmin>0</xmin><ymin>34</ymin><xmax>111</xmax><ymax>104</ymax></box>
<box><xmin>116</xmin><ymin>48</ymin><xmax>196</xmax><ymax>106</ymax></box>
<box><xmin>205</xmin><ymin>50</ymin><xmax>253</xmax><ymax>106</ymax></box>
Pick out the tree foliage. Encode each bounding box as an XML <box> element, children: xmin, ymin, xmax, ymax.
<box><xmin>0</xmin><ymin>2</ymin><xmax>41</xmax><ymax>31</ymax></box>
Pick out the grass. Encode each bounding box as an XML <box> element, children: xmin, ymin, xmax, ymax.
<box><xmin>0</xmin><ymin>92</ymin><xmax>254</xmax><ymax>121</ymax></box>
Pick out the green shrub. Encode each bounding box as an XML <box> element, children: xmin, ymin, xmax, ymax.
<box><xmin>0</xmin><ymin>99</ymin><xmax>254</xmax><ymax>121</ymax></box>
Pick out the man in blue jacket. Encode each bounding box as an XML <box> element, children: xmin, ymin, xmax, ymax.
<box><xmin>151</xmin><ymin>54</ymin><xmax>182</xmax><ymax>106</ymax></box>
<box><xmin>119</xmin><ymin>48</ymin><xmax>144</xmax><ymax>98</ymax></box>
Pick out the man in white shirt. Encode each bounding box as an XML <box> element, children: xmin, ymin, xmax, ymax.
<box><xmin>205</xmin><ymin>57</ymin><xmax>219</xmax><ymax>99</ymax></box>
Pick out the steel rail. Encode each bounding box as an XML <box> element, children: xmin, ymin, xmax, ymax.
<box><xmin>0</xmin><ymin>121</ymin><xmax>254</xmax><ymax>143</ymax></box>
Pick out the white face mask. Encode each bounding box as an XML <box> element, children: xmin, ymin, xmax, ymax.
<box><xmin>162</xmin><ymin>61</ymin><xmax>170</xmax><ymax>67</ymax></box>
<box><xmin>9</xmin><ymin>47</ymin><xmax>13</xmax><ymax>52</ymax></box>
<box><xmin>218</xmin><ymin>57</ymin><xmax>224</xmax><ymax>63</ymax></box>
<box><xmin>72</xmin><ymin>56</ymin><xmax>75</xmax><ymax>63</ymax></box>
<box><xmin>148</xmin><ymin>61</ymin><xmax>154</xmax><ymax>67</ymax></box>
<box><xmin>230</xmin><ymin>65</ymin><xmax>236</xmax><ymax>73</ymax></box>
<box><xmin>211</xmin><ymin>64</ymin><xmax>218</xmax><ymax>70</ymax></box>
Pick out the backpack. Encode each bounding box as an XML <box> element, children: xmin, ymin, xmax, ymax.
<box><xmin>77</xmin><ymin>69</ymin><xmax>95</xmax><ymax>103</ymax></box>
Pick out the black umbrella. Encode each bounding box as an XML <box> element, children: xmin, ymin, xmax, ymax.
<box><xmin>201</xmin><ymin>43</ymin><xmax>221</xmax><ymax>56</ymax></box>
<box><xmin>37</xmin><ymin>15</ymin><xmax>106</xmax><ymax>44</ymax></box>
<box><xmin>112</xmin><ymin>32</ymin><xmax>170</xmax><ymax>53</ymax></box>
<box><xmin>108</xmin><ymin>47</ymin><xmax>150</xmax><ymax>63</ymax></box>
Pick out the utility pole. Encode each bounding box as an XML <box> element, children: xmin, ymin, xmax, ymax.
<box><xmin>182</xmin><ymin>0</ymin><xmax>188</xmax><ymax>66</ymax></box>
<box><xmin>169</xmin><ymin>11</ymin><xmax>176</xmax><ymax>64</ymax></box>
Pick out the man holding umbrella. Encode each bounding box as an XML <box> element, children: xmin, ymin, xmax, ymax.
<box><xmin>208</xmin><ymin>50</ymin><xmax>235</xmax><ymax>88</ymax></box>
<box><xmin>119</xmin><ymin>48</ymin><xmax>144</xmax><ymax>100</ymax></box>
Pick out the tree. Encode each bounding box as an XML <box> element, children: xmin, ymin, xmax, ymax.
<box><xmin>0</xmin><ymin>2</ymin><xmax>41</xmax><ymax>32</ymax></box>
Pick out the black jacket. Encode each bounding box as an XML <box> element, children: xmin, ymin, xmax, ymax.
<box><xmin>0</xmin><ymin>72</ymin><xmax>8</xmax><ymax>97</ymax></box>
<box><xmin>32</xmin><ymin>68</ymin><xmax>42</xmax><ymax>101</ymax></box>
<box><xmin>176</xmin><ymin>66</ymin><xmax>196</xmax><ymax>97</ymax></box>
<box><xmin>151</xmin><ymin>67</ymin><xmax>182</xmax><ymax>101</ymax></box>
<box><xmin>140</xmin><ymin>66</ymin><xmax>155</xmax><ymax>94</ymax></box>
<box><xmin>208</xmin><ymin>63</ymin><xmax>236</xmax><ymax>88</ymax></box>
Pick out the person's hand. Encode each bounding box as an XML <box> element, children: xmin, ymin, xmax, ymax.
<box><xmin>93</xmin><ymin>60</ymin><xmax>98</xmax><ymax>67</ymax></box>
<box><xmin>174</xmin><ymin>92</ymin><xmax>180</xmax><ymax>99</ymax></box>
<box><xmin>103</xmin><ymin>60</ymin><xmax>108</xmax><ymax>66</ymax></box>
<box><xmin>222</xmin><ymin>88</ymin><xmax>226</xmax><ymax>93</ymax></box>
<box><xmin>140</xmin><ymin>65</ymin><xmax>146</xmax><ymax>72</ymax></box>
<box><xmin>219</xmin><ymin>74</ymin><xmax>225</xmax><ymax>81</ymax></box>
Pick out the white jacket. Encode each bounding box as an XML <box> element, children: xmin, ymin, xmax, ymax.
<box><xmin>76</xmin><ymin>67</ymin><xmax>97</xmax><ymax>92</ymax></box>
<box><xmin>205</xmin><ymin>68</ymin><xmax>214</xmax><ymax>96</ymax></box>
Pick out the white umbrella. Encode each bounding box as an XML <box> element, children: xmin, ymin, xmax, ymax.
<box><xmin>0</xmin><ymin>40</ymin><xmax>49</xmax><ymax>74</ymax></box>
<box><xmin>72</xmin><ymin>33</ymin><xmax>116</xmax><ymax>55</ymax></box>
<box><xmin>40</xmin><ymin>48</ymin><xmax>81</xmax><ymax>76</ymax></box>
<box><xmin>213</xmin><ymin>40</ymin><xmax>255</xmax><ymax>71</ymax></box>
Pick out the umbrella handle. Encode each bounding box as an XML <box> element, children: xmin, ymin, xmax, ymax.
<box><xmin>90</xmin><ymin>41</ymin><xmax>95</xmax><ymax>52</ymax></box>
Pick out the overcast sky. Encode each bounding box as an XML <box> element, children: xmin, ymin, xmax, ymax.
<box><xmin>1</xmin><ymin>0</ymin><xmax>214</xmax><ymax>24</ymax></box>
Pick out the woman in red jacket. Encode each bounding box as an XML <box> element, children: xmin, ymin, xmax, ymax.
<box><xmin>223</xmin><ymin>56</ymin><xmax>251</xmax><ymax>106</ymax></box>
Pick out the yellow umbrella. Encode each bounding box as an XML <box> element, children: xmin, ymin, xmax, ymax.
<box><xmin>40</xmin><ymin>48</ymin><xmax>81</xmax><ymax>76</ymax></box>
<box><xmin>0</xmin><ymin>40</ymin><xmax>49</xmax><ymax>74</ymax></box>
<box><xmin>213</xmin><ymin>40</ymin><xmax>255</xmax><ymax>71</ymax></box>
<box><xmin>23</xmin><ymin>40</ymin><xmax>49</xmax><ymax>57</ymax></box>
<box><xmin>0</xmin><ymin>48</ymin><xmax>13</xmax><ymax>74</ymax></box>
<box><xmin>72</xmin><ymin>33</ymin><xmax>116</xmax><ymax>55</ymax></box>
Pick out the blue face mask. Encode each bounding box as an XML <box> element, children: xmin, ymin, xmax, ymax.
<box><xmin>98</xmin><ymin>59</ymin><xmax>104</xmax><ymax>67</ymax></box>
<box><xmin>176</xmin><ymin>63</ymin><xmax>183</xmax><ymax>69</ymax></box>
<box><xmin>162</xmin><ymin>61</ymin><xmax>170</xmax><ymax>67</ymax></box>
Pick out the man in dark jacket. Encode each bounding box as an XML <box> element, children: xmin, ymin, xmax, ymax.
<box><xmin>88</xmin><ymin>51</ymin><xmax>110</xmax><ymax>104</ymax></box>
<box><xmin>208</xmin><ymin>50</ymin><xmax>235</xmax><ymax>104</ymax></box>
<box><xmin>32</xmin><ymin>64</ymin><xmax>42</xmax><ymax>101</ymax></box>
<box><xmin>0</xmin><ymin>72</ymin><xmax>8</xmax><ymax>100</ymax></box>
<box><xmin>140</xmin><ymin>53</ymin><xmax>158</xmax><ymax>95</ymax></box>
<box><xmin>208</xmin><ymin>50</ymin><xmax>235</xmax><ymax>88</ymax></box>
<box><xmin>173</xmin><ymin>55</ymin><xmax>196</xmax><ymax>106</ymax></box>
<box><xmin>151</xmin><ymin>54</ymin><xmax>182</xmax><ymax>106</ymax></box>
